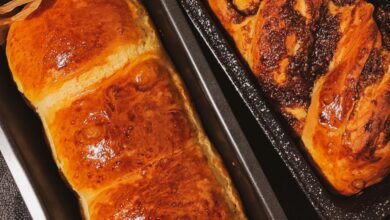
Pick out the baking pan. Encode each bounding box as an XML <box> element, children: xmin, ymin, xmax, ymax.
<box><xmin>0</xmin><ymin>0</ymin><xmax>286</xmax><ymax>219</ymax></box>
<box><xmin>179</xmin><ymin>0</ymin><xmax>390</xmax><ymax>219</ymax></box>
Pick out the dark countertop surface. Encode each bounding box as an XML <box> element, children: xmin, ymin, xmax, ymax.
<box><xmin>0</xmin><ymin>152</ymin><xmax>31</xmax><ymax>220</ymax></box>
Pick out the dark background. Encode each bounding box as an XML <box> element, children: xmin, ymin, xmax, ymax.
<box><xmin>0</xmin><ymin>153</ymin><xmax>31</xmax><ymax>220</ymax></box>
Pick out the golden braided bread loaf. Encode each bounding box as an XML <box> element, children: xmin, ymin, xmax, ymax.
<box><xmin>210</xmin><ymin>0</ymin><xmax>390</xmax><ymax>196</ymax></box>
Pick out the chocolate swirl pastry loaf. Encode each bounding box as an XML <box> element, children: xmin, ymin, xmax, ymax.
<box><xmin>6</xmin><ymin>0</ymin><xmax>246</xmax><ymax>219</ymax></box>
<box><xmin>209</xmin><ymin>0</ymin><xmax>390</xmax><ymax>196</ymax></box>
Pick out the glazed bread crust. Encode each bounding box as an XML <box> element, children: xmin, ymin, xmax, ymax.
<box><xmin>7</xmin><ymin>0</ymin><xmax>245</xmax><ymax>219</ymax></box>
<box><xmin>209</xmin><ymin>0</ymin><xmax>390</xmax><ymax>196</ymax></box>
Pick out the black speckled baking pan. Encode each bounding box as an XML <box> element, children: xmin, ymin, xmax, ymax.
<box><xmin>179</xmin><ymin>0</ymin><xmax>390</xmax><ymax>219</ymax></box>
<box><xmin>0</xmin><ymin>0</ymin><xmax>286</xmax><ymax>219</ymax></box>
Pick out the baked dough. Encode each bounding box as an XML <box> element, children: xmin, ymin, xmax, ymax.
<box><xmin>7</xmin><ymin>0</ymin><xmax>246</xmax><ymax>218</ymax></box>
<box><xmin>209</xmin><ymin>0</ymin><xmax>390</xmax><ymax>196</ymax></box>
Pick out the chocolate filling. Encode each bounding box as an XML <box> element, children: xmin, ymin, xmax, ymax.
<box><xmin>374</xmin><ymin>3</ymin><xmax>390</xmax><ymax>50</ymax></box>
<box><xmin>225</xmin><ymin>0</ymin><xmax>261</xmax><ymax>23</ymax></box>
